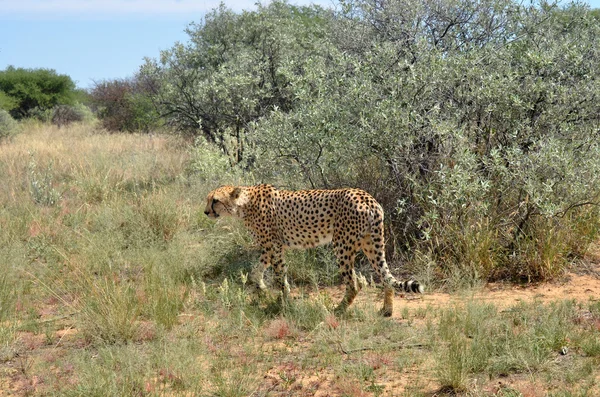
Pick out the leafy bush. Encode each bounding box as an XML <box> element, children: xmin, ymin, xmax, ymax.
<box><xmin>90</xmin><ymin>78</ymin><xmax>161</xmax><ymax>132</ymax></box>
<box><xmin>0</xmin><ymin>91</ymin><xmax>17</xmax><ymax>112</ymax></box>
<box><xmin>0</xmin><ymin>66</ymin><xmax>76</xmax><ymax>119</ymax></box>
<box><xmin>142</xmin><ymin>0</ymin><xmax>600</xmax><ymax>284</ymax></box>
<box><xmin>247</xmin><ymin>0</ymin><xmax>600</xmax><ymax>283</ymax></box>
<box><xmin>51</xmin><ymin>103</ymin><xmax>95</xmax><ymax>127</ymax></box>
<box><xmin>186</xmin><ymin>137</ymin><xmax>241</xmax><ymax>184</ymax></box>
<box><xmin>139</xmin><ymin>1</ymin><xmax>331</xmax><ymax>162</ymax></box>
<box><xmin>0</xmin><ymin>109</ymin><xmax>18</xmax><ymax>140</ymax></box>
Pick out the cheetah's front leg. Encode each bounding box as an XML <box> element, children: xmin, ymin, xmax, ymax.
<box><xmin>270</xmin><ymin>247</ymin><xmax>291</xmax><ymax>301</ymax></box>
<box><xmin>251</xmin><ymin>249</ymin><xmax>271</xmax><ymax>294</ymax></box>
<box><xmin>251</xmin><ymin>246</ymin><xmax>290</xmax><ymax>300</ymax></box>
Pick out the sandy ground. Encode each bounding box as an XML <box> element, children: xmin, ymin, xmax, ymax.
<box><xmin>321</xmin><ymin>263</ymin><xmax>600</xmax><ymax>318</ymax></box>
<box><xmin>394</xmin><ymin>270</ymin><xmax>600</xmax><ymax>313</ymax></box>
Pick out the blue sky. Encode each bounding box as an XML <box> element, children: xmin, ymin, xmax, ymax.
<box><xmin>0</xmin><ymin>0</ymin><xmax>598</xmax><ymax>89</ymax></box>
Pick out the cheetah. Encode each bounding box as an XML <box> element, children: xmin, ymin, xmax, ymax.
<box><xmin>204</xmin><ymin>184</ymin><xmax>423</xmax><ymax>316</ymax></box>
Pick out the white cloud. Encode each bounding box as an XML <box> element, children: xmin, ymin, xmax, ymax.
<box><xmin>0</xmin><ymin>0</ymin><xmax>263</xmax><ymax>16</ymax></box>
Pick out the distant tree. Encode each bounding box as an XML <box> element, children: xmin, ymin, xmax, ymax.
<box><xmin>0</xmin><ymin>91</ymin><xmax>18</xmax><ymax>112</ymax></box>
<box><xmin>0</xmin><ymin>66</ymin><xmax>77</xmax><ymax>119</ymax></box>
<box><xmin>73</xmin><ymin>88</ymin><xmax>93</xmax><ymax>107</ymax></box>
<box><xmin>90</xmin><ymin>77</ymin><xmax>161</xmax><ymax>132</ymax></box>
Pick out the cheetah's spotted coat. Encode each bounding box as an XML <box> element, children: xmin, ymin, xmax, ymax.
<box><xmin>204</xmin><ymin>184</ymin><xmax>423</xmax><ymax>316</ymax></box>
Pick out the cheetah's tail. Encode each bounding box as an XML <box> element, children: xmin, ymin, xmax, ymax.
<box><xmin>395</xmin><ymin>279</ymin><xmax>424</xmax><ymax>294</ymax></box>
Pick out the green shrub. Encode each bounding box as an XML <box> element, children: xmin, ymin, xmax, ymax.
<box><xmin>27</xmin><ymin>154</ymin><xmax>61</xmax><ymax>206</ymax></box>
<box><xmin>26</xmin><ymin>106</ymin><xmax>53</xmax><ymax>122</ymax></box>
<box><xmin>186</xmin><ymin>137</ymin><xmax>242</xmax><ymax>184</ymax></box>
<box><xmin>246</xmin><ymin>0</ymin><xmax>600</xmax><ymax>284</ymax></box>
<box><xmin>90</xmin><ymin>77</ymin><xmax>161</xmax><ymax>132</ymax></box>
<box><xmin>0</xmin><ymin>109</ymin><xmax>17</xmax><ymax>140</ymax></box>
<box><xmin>51</xmin><ymin>103</ymin><xmax>95</xmax><ymax>127</ymax></box>
<box><xmin>140</xmin><ymin>0</ymin><xmax>600</xmax><ymax>285</ymax></box>
<box><xmin>0</xmin><ymin>66</ymin><xmax>76</xmax><ymax>119</ymax></box>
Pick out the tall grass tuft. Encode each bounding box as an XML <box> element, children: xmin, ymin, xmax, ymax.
<box><xmin>0</xmin><ymin>273</ymin><xmax>18</xmax><ymax>360</ymax></box>
<box><xmin>142</xmin><ymin>262</ymin><xmax>186</xmax><ymax>330</ymax></box>
<box><xmin>434</xmin><ymin>300</ymin><xmax>590</xmax><ymax>391</ymax></box>
<box><xmin>77</xmin><ymin>274</ymin><xmax>141</xmax><ymax>345</ymax></box>
<box><xmin>436</xmin><ymin>303</ymin><xmax>499</xmax><ymax>392</ymax></box>
<box><xmin>136</xmin><ymin>192</ymin><xmax>181</xmax><ymax>245</ymax></box>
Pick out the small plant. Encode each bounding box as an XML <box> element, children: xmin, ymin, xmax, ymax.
<box><xmin>436</xmin><ymin>332</ymin><xmax>471</xmax><ymax>393</ymax></box>
<box><xmin>580</xmin><ymin>335</ymin><xmax>600</xmax><ymax>357</ymax></box>
<box><xmin>211</xmin><ymin>362</ymin><xmax>257</xmax><ymax>397</ymax></box>
<box><xmin>436</xmin><ymin>303</ymin><xmax>504</xmax><ymax>391</ymax></box>
<box><xmin>282</xmin><ymin>294</ymin><xmax>329</xmax><ymax>331</ymax></box>
<box><xmin>217</xmin><ymin>277</ymin><xmax>249</xmax><ymax>310</ymax></box>
<box><xmin>265</xmin><ymin>318</ymin><xmax>292</xmax><ymax>339</ymax></box>
<box><xmin>28</xmin><ymin>153</ymin><xmax>61</xmax><ymax>206</ymax></box>
<box><xmin>0</xmin><ymin>109</ymin><xmax>18</xmax><ymax>140</ymax></box>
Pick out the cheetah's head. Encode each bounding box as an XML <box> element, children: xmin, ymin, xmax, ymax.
<box><xmin>204</xmin><ymin>185</ymin><xmax>247</xmax><ymax>219</ymax></box>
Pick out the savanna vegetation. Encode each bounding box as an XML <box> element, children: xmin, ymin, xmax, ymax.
<box><xmin>1</xmin><ymin>124</ymin><xmax>599</xmax><ymax>395</ymax></box>
<box><xmin>1</xmin><ymin>0</ymin><xmax>600</xmax><ymax>395</ymax></box>
<box><xmin>137</xmin><ymin>0</ymin><xmax>600</xmax><ymax>287</ymax></box>
<box><xmin>0</xmin><ymin>67</ymin><xmax>93</xmax><ymax>131</ymax></box>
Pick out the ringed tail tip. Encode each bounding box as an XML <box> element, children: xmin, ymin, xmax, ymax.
<box><xmin>405</xmin><ymin>280</ymin><xmax>424</xmax><ymax>294</ymax></box>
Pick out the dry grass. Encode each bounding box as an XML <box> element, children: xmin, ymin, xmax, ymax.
<box><xmin>0</xmin><ymin>123</ymin><xmax>599</xmax><ymax>396</ymax></box>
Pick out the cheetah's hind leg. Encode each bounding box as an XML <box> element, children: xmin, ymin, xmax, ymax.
<box><xmin>379</xmin><ymin>287</ymin><xmax>395</xmax><ymax>317</ymax></box>
<box><xmin>379</xmin><ymin>280</ymin><xmax>424</xmax><ymax>317</ymax></box>
<box><xmin>333</xmin><ymin>268</ymin><xmax>362</xmax><ymax>316</ymax></box>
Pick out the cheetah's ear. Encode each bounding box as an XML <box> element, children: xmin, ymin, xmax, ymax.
<box><xmin>231</xmin><ymin>186</ymin><xmax>248</xmax><ymax>207</ymax></box>
<box><xmin>231</xmin><ymin>187</ymin><xmax>242</xmax><ymax>200</ymax></box>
